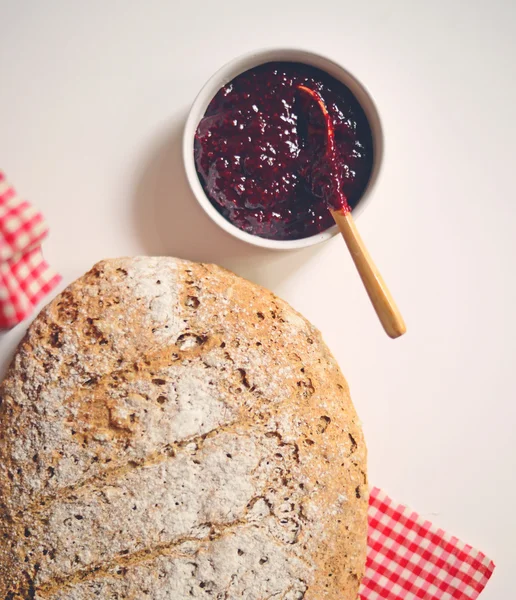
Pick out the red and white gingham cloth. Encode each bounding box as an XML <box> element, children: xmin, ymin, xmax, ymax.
<box><xmin>0</xmin><ymin>172</ymin><xmax>60</xmax><ymax>328</ymax></box>
<box><xmin>361</xmin><ymin>487</ymin><xmax>495</xmax><ymax>599</ymax></box>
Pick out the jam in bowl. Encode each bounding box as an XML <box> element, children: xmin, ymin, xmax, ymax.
<box><xmin>183</xmin><ymin>49</ymin><xmax>383</xmax><ymax>250</ymax></box>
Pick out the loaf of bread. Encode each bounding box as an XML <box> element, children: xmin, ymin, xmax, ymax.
<box><xmin>0</xmin><ymin>257</ymin><xmax>367</xmax><ymax>600</ymax></box>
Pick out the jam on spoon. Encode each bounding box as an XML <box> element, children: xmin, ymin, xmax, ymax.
<box><xmin>297</xmin><ymin>84</ymin><xmax>350</xmax><ymax>213</ymax></box>
<box><xmin>194</xmin><ymin>62</ymin><xmax>374</xmax><ymax>241</ymax></box>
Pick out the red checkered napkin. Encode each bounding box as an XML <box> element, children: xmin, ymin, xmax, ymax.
<box><xmin>360</xmin><ymin>487</ymin><xmax>495</xmax><ymax>600</ymax></box>
<box><xmin>0</xmin><ymin>172</ymin><xmax>61</xmax><ymax>328</ymax></box>
<box><xmin>0</xmin><ymin>247</ymin><xmax>61</xmax><ymax>328</ymax></box>
<box><xmin>0</xmin><ymin>172</ymin><xmax>49</xmax><ymax>261</ymax></box>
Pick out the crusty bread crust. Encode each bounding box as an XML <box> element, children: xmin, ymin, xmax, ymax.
<box><xmin>0</xmin><ymin>257</ymin><xmax>367</xmax><ymax>599</ymax></box>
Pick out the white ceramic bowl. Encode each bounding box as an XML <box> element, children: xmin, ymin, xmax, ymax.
<box><xmin>183</xmin><ymin>48</ymin><xmax>383</xmax><ymax>250</ymax></box>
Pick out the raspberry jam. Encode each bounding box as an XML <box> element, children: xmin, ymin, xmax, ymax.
<box><xmin>194</xmin><ymin>62</ymin><xmax>374</xmax><ymax>240</ymax></box>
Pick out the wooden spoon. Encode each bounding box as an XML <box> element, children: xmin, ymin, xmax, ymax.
<box><xmin>298</xmin><ymin>85</ymin><xmax>406</xmax><ymax>339</ymax></box>
<box><xmin>330</xmin><ymin>208</ymin><xmax>406</xmax><ymax>338</ymax></box>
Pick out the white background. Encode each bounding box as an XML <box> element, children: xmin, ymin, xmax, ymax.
<box><xmin>1</xmin><ymin>1</ymin><xmax>515</xmax><ymax>597</ymax></box>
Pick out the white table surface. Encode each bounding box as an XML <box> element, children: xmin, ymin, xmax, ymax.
<box><xmin>1</xmin><ymin>1</ymin><xmax>515</xmax><ymax>596</ymax></box>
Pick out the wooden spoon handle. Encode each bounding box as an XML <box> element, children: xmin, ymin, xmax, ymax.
<box><xmin>331</xmin><ymin>209</ymin><xmax>406</xmax><ymax>339</ymax></box>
